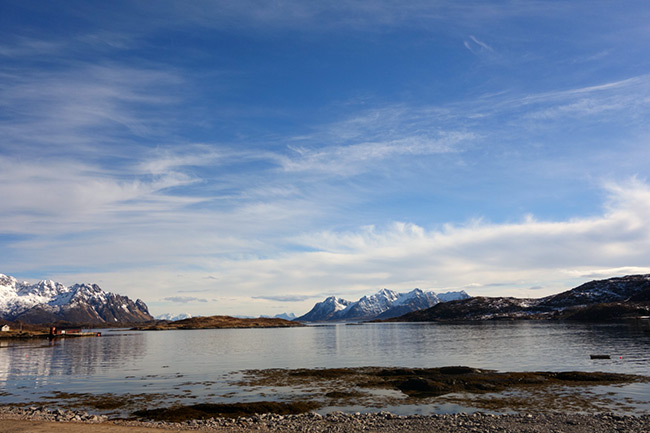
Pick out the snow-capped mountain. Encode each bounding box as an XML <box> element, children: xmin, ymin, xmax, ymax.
<box><xmin>155</xmin><ymin>313</ymin><xmax>193</xmax><ymax>321</ymax></box>
<box><xmin>259</xmin><ymin>312</ymin><xmax>297</xmax><ymax>321</ymax></box>
<box><xmin>296</xmin><ymin>296</ymin><xmax>352</xmax><ymax>322</ymax></box>
<box><xmin>0</xmin><ymin>274</ymin><xmax>153</xmax><ymax>324</ymax></box>
<box><xmin>296</xmin><ymin>288</ymin><xmax>470</xmax><ymax>322</ymax></box>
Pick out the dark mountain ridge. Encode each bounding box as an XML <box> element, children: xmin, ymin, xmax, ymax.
<box><xmin>391</xmin><ymin>275</ymin><xmax>650</xmax><ymax>322</ymax></box>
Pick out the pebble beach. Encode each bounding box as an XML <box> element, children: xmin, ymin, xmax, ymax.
<box><xmin>2</xmin><ymin>406</ymin><xmax>650</xmax><ymax>433</ymax></box>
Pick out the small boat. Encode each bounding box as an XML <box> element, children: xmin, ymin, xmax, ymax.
<box><xmin>590</xmin><ymin>354</ymin><xmax>611</xmax><ymax>359</ymax></box>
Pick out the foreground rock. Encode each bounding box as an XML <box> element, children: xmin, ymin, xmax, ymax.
<box><xmin>1</xmin><ymin>407</ymin><xmax>649</xmax><ymax>433</ymax></box>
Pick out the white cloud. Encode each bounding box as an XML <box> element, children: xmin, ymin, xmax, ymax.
<box><xmin>37</xmin><ymin>179</ymin><xmax>650</xmax><ymax>317</ymax></box>
<box><xmin>0</xmin><ymin>156</ymin><xmax>202</xmax><ymax>234</ymax></box>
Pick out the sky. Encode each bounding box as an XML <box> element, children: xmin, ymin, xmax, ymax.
<box><xmin>2</xmin><ymin>1</ymin><xmax>650</xmax><ymax>318</ymax></box>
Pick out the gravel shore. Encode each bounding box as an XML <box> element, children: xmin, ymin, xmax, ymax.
<box><xmin>2</xmin><ymin>406</ymin><xmax>649</xmax><ymax>433</ymax></box>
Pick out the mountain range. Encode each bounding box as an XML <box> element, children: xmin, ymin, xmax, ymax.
<box><xmin>392</xmin><ymin>275</ymin><xmax>650</xmax><ymax>322</ymax></box>
<box><xmin>261</xmin><ymin>312</ymin><xmax>297</xmax><ymax>321</ymax></box>
<box><xmin>0</xmin><ymin>274</ymin><xmax>153</xmax><ymax>324</ymax></box>
<box><xmin>296</xmin><ymin>288</ymin><xmax>470</xmax><ymax>322</ymax></box>
<box><xmin>155</xmin><ymin>313</ymin><xmax>193</xmax><ymax>321</ymax></box>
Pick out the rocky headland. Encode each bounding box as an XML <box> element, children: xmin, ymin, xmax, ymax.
<box><xmin>388</xmin><ymin>274</ymin><xmax>650</xmax><ymax>322</ymax></box>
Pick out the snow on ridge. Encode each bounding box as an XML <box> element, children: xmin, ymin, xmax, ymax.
<box><xmin>327</xmin><ymin>296</ymin><xmax>351</xmax><ymax>312</ymax></box>
<box><xmin>393</xmin><ymin>288</ymin><xmax>431</xmax><ymax>306</ymax></box>
<box><xmin>437</xmin><ymin>290</ymin><xmax>470</xmax><ymax>302</ymax></box>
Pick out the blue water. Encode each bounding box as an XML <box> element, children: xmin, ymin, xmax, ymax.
<box><xmin>1</xmin><ymin>321</ymin><xmax>649</xmax><ymax>415</ymax></box>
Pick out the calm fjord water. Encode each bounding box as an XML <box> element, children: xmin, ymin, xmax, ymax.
<box><xmin>1</xmin><ymin>321</ymin><xmax>649</xmax><ymax>414</ymax></box>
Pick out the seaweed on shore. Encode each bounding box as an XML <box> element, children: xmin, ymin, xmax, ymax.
<box><xmin>37</xmin><ymin>391</ymin><xmax>170</xmax><ymax>413</ymax></box>
<box><xmin>238</xmin><ymin>366</ymin><xmax>646</xmax><ymax>398</ymax></box>
<box><xmin>133</xmin><ymin>400</ymin><xmax>320</xmax><ymax>422</ymax></box>
<box><xmin>18</xmin><ymin>367</ymin><xmax>650</xmax><ymax>421</ymax></box>
<box><xmin>233</xmin><ymin>366</ymin><xmax>650</xmax><ymax>414</ymax></box>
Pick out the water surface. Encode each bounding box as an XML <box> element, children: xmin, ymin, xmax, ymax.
<box><xmin>1</xmin><ymin>321</ymin><xmax>648</xmax><ymax>415</ymax></box>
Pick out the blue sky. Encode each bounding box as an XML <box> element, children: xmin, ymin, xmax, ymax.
<box><xmin>2</xmin><ymin>1</ymin><xmax>650</xmax><ymax>317</ymax></box>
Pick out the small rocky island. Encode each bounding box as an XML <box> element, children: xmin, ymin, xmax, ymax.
<box><xmin>132</xmin><ymin>315</ymin><xmax>304</xmax><ymax>330</ymax></box>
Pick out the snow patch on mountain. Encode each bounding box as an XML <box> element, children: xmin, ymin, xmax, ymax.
<box><xmin>296</xmin><ymin>296</ymin><xmax>352</xmax><ymax>322</ymax></box>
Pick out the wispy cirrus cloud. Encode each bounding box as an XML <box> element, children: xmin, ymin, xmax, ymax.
<box><xmin>119</xmin><ymin>0</ymin><xmax>580</xmax><ymax>34</ymax></box>
<box><xmin>265</xmin><ymin>73</ymin><xmax>650</xmax><ymax>179</ymax></box>
<box><xmin>0</xmin><ymin>36</ymin><xmax>67</xmax><ymax>57</ymax></box>
<box><xmin>0</xmin><ymin>155</ymin><xmax>202</xmax><ymax>234</ymax></box>
<box><xmin>464</xmin><ymin>35</ymin><xmax>494</xmax><ymax>54</ymax></box>
<box><xmin>0</xmin><ymin>63</ymin><xmax>183</xmax><ymax>156</ymax></box>
<box><xmin>279</xmin><ymin>132</ymin><xmax>473</xmax><ymax>175</ymax></box>
<box><xmin>513</xmin><ymin>75</ymin><xmax>650</xmax><ymax>120</ymax></box>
